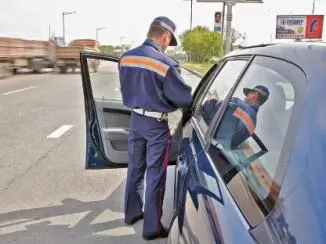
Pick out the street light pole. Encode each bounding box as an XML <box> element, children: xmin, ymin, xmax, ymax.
<box><xmin>96</xmin><ymin>27</ymin><xmax>106</xmax><ymax>43</ymax></box>
<box><xmin>190</xmin><ymin>0</ymin><xmax>193</xmax><ymax>30</ymax></box>
<box><xmin>120</xmin><ymin>36</ymin><xmax>126</xmax><ymax>53</ymax></box>
<box><xmin>224</xmin><ymin>2</ymin><xmax>234</xmax><ymax>54</ymax></box>
<box><xmin>312</xmin><ymin>0</ymin><xmax>316</xmax><ymax>14</ymax></box>
<box><xmin>62</xmin><ymin>13</ymin><xmax>65</xmax><ymax>43</ymax></box>
<box><xmin>183</xmin><ymin>0</ymin><xmax>194</xmax><ymax>30</ymax></box>
<box><xmin>220</xmin><ymin>2</ymin><xmax>226</xmax><ymax>56</ymax></box>
<box><xmin>62</xmin><ymin>11</ymin><xmax>76</xmax><ymax>45</ymax></box>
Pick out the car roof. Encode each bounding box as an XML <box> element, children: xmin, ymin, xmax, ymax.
<box><xmin>225</xmin><ymin>42</ymin><xmax>326</xmax><ymax>84</ymax></box>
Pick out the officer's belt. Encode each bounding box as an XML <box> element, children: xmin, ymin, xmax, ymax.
<box><xmin>133</xmin><ymin>108</ymin><xmax>168</xmax><ymax>121</ymax></box>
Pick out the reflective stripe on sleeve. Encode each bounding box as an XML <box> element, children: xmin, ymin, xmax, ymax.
<box><xmin>120</xmin><ymin>55</ymin><xmax>169</xmax><ymax>77</ymax></box>
<box><xmin>233</xmin><ymin>107</ymin><xmax>255</xmax><ymax>135</ymax></box>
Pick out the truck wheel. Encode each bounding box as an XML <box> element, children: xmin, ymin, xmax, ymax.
<box><xmin>0</xmin><ymin>63</ymin><xmax>13</xmax><ymax>79</ymax></box>
<box><xmin>0</xmin><ymin>66</ymin><xmax>6</xmax><ymax>79</ymax></box>
<box><xmin>7</xmin><ymin>68</ymin><xmax>14</xmax><ymax>78</ymax></box>
<box><xmin>33</xmin><ymin>69</ymin><xmax>42</xmax><ymax>74</ymax></box>
<box><xmin>31</xmin><ymin>59</ymin><xmax>43</xmax><ymax>74</ymax></box>
<box><xmin>59</xmin><ymin>67</ymin><xmax>67</xmax><ymax>74</ymax></box>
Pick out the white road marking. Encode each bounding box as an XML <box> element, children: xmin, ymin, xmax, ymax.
<box><xmin>91</xmin><ymin>209</ymin><xmax>124</xmax><ymax>224</ymax></box>
<box><xmin>47</xmin><ymin>125</ymin><xmax>74</xmax><ymax>139</ymax></box>
<box><xmin>93</xmin><ymin>227</ymin><xmax>136</xmax><ymax>237</ymax></box>
<box><xmin>2</xmin><ymin>86</ymin><xmax>35</xmax><ymax>95</ymax></box>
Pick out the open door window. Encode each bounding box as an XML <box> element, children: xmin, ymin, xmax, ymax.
<box><xmin>80</xmin><ymin>52</ymin><xmax>222</xmax><ymax>169</ymax></box>
<box><xmin>80</xmin><ymin>52</ymin><xmax>130</xmax><ymax>169</ymax></box>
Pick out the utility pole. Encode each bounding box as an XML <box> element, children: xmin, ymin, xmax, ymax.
<box><xmin>62</xmin><ymin>13</ymin><xmax>65</xmax><ymax>42</ymax></box>
<box><xmin>183</xmin><ymin>0</ymin><xmax>194</xmax><ymax>30</ymax></box>
<box><xmin>225</xmin><ymin>2</ymin><xmax>234</xmax><ymax>54</ymax></box>
<box><xmin>190</xmin><ymin>0</ymin><xmax>193</xmax><ymax>30</ymax></box>
<box><xmin>96</xmin><ymin>27</ymin><xmax>106</xmax><ymax>43</ymax></box>
<box><xmin>120</xmin><ymin>36</ymin><xmax>126</xmax><ymax>53</ymax></box>
<box><xmin>62</xmin><ymin>11</ymin><xmax>76</xmax><ymax>45</ymax></box>
<box><xmin>220</xmin><ymin>2</ymin><xmax>226</xmax><ymax>56</ymax></box>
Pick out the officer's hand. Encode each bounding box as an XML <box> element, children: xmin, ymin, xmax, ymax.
<box><xmin>182</xmin><ymin>105</ymin><xmax>193</xmax><ymax>126</ymax></box>
<box><xmin>175</xmin><ymin>65</ymin><xmax>182</xmax><ymax>75</ymax></box>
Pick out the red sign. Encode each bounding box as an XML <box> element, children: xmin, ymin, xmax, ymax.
<box><xmin>276</xmin><ymin>15</ymin><xmax>324</xmax><ymax>39</ymax></box>
<box><xmin>305</xmin><ymin>15</ymin><xmax>324</xmax><ymax>39</ymax></box>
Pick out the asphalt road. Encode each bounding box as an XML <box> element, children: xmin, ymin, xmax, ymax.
<box><xmin>0</xmin><ymin>67</ymin><xmax>201</xmax><ymax>244</ymax></box>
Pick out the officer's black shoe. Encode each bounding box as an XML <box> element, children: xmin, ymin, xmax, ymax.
<box><xmin>143</xmin><ymin>226</ymin><xmax>169</xmax><ymax>240</ymax></box>
<box><xmin>124</xmin><ymin>213</ymin><xmax>143</xmax><ymax>225</ymax></box>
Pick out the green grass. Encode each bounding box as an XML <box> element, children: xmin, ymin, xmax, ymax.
<box><xmin>181</xmin><ymin>62</ymin><xmax>214</xmax><ymax>75</ymax></box>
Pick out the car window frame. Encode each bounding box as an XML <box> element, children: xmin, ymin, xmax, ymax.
<box><xmin>203</xmin><ymin>54</ymin><xmax>307</xmax><ymax>228</ymax></box>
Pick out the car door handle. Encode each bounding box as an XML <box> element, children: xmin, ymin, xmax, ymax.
<box><xmin>102</xmin><ymin>128</ymin><xmax>130</xmax><ymax>136</ymax></box>
<box><xmin>177</xmin><ymin>154</ymin><xmax>188</xmax><ymax>176</ymax></box>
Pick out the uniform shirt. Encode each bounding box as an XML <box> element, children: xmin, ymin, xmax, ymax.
<box><xmin>230</xmin><ymin>97</ymin><xmax>259</xmax><ymax>148</ymax></box>
<box><xmin>118</xmin><ymin>39</ymin><xmax>192</xmax><ymax>113</ymax></box>
<box><xmin>214</xmin><ymin>22</ymin><xmax>222</xmax><ymax>33</ymax></box>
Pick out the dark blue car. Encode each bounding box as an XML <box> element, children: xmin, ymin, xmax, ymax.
<box><xmin>80</xmin><ymin>42</ymin><xmax>326</xmax><ymax>244</ymax></box>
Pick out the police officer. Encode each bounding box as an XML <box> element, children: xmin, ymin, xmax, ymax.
<box><xmin>119</xmin><ymin>16</ymin><xmax>192</xmax><ymax>240</ymax></box>
<box><xmin>230</xmin><ymin>85</ymin><xmax>269</xmax><ymax>147</ymax></box>
<box><xmin>202</xmin><ymin>85</ymin><xmax>269</xmax><ymax>148</ymax></box>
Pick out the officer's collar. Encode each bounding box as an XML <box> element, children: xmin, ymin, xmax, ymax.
<box><xmin>143</xmin><ymin>39</ymin><xmax>163</xmax><ymax>52</ymax></box>
<box><xmin>248</xmin><ymin>103</ymin><xmax>259</xmax><ymax>112</ymax></box>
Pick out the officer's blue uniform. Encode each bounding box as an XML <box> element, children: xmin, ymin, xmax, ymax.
<box><xmin>119</xmin><ymin>38</ymin><xmax>192</xmax><ymax>237</ymax></box>
<box><xmin>229</xmin><ymin>97</ymin><xmax>259</xmax><ymax>148</ymax></box>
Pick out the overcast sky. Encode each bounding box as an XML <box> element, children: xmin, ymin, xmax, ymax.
<box><xmin>1</xmin><ymin>0</ymin><xmax>325</xmax><ymax>46</ymax></box>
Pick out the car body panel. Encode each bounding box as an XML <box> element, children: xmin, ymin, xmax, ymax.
<box><xmin>255</xmin><ymin>47</ymin><xmax>326</xmax><ymax>243</ymax></box>
<box><xmin>171</xmin><ymin>43</ymin><xmax>326</xmax><ymax>244</ymax></box>
<box><xmin>174</xmin><ymin>125</ymin><xmax>255</xmax><ymax>244</ymax></box>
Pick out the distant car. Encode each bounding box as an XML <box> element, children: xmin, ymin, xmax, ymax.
<box><xmin>80</xmin><ymin>42</ymin><xmax>326</xmax><ymax>244</ymax></box>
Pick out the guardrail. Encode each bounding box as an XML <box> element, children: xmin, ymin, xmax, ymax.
<box><xmin>180</xmin><ymin>65</ymin><xmax>203</xmax><ymax>79</ymax></box>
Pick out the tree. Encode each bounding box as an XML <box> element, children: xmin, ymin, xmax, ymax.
<box><xmin>100</xmin><ymin>45</ymin><xmax>114</xmax><ymax>55</ymax></box>
<box><xmin>180</xmin><ymin>26</ymin><xmax>222</xmax><ymax>62</ymax></box>
<box><xmin>231</xmin><ymin>29</ymin><xmax>247</xmax><ymax>50</ymax></box>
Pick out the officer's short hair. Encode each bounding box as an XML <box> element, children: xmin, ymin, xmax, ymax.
<box><xmin>147</xmin><ymin>25</ymin><xmax>169</xmax><ymax>39</ymax></box>
<box><xmin>215</xmin><ymin>12</ymin><xmax>222</xmax><ymax>17</ymax></box>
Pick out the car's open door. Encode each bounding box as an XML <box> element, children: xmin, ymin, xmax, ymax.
<box><xmin>80</xmin><ymin>52</ymin><xmax>205</xmax><ymax>169</ymax></box>
<box><xmin>80</xmin><ymin>52</ymin><xmax>130</xmax><ymax>169</ymax></box>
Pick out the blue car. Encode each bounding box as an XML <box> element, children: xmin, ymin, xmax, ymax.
<box><xmin>80</xmin><ymin>42</ymin><xmax>326</xmax><ymax>244</ymax></box>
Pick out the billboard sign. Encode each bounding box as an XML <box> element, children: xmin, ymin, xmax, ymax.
<box><xmin>276</xmin><ymin>15</ymin><xmax>324</xmax><ymax>39</ymax></box>
<box><xmin>197</xmin><ymin>0</ymin><xmax>262</xmax><ymax>3</ymax></box>
<box><xmin>214</xmin><ymin>11</ymin><xmax>223</xmax><ymax>32</ymax></box>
